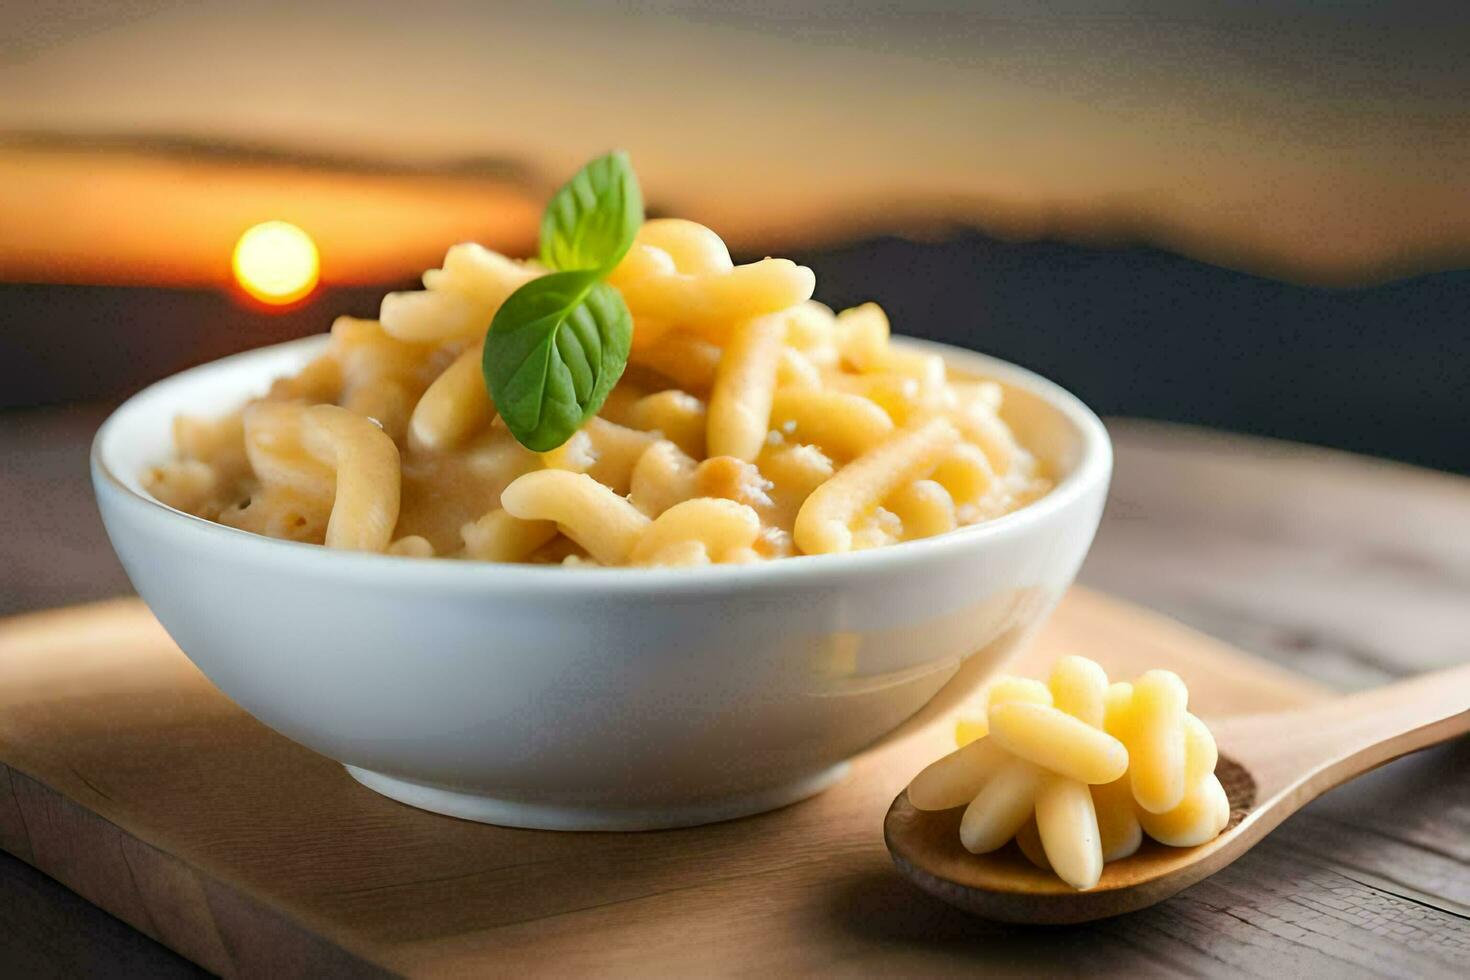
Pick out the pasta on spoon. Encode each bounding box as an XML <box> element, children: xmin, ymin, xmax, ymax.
<box><xmin>907</xmin><ymin>656</ymin><xmax>1229</xmax><ymax>891</ymax></box>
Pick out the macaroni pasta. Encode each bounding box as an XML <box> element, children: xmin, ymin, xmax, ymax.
<box><xmin>145</xmin><ymin>219</ymin><xmax>1052</xmax><ymax>564</ymax></box>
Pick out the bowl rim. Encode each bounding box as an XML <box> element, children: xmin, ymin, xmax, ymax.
<box><xmin>93</xmin><ymin>333</ymin><xmax>1111</xmax><ymax>596</ymax></box>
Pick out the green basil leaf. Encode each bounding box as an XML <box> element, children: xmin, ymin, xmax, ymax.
<box><xmin>539</xmin><ymin>150</ymin><xmax>644</xmax><ymax>273</ymax></box>
<box><xmin>483</xmin><ymin>270</ymin><xmax>632</xmax><ymax>452</ymax></box>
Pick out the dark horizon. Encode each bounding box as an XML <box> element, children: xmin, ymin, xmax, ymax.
<box><xmin>8</xmin><ymin>228</ymin><xmax>1466</xmax><ymax>474</ymax></box>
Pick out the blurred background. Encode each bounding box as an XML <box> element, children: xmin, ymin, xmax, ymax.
<box><xmin>2</xmin><ymin>0</ymin><xmax>1467</xmax><ymax>470</ymax></box>
<box><xmin>4</xmin><ymin>5</ymin><xmax>1470</xmax><ymax>968</ymax></box>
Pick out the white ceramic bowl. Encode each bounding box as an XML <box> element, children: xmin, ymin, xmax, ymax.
<box><xmin>93</xmin><ymin>334</ymin><xmax>1110</xmax><ymax>830</ymax></box>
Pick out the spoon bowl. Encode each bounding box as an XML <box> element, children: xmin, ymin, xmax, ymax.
<box><xmin>885</xmin><ymin>663</ymin><xmax>1470</xmax><ymax>923</ymax></box>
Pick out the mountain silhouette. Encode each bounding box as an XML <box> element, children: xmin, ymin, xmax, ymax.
<box><xmin>4</xmin><ymin>230</ymin><xmax>1466</xmax><ymax>473</ymax></box>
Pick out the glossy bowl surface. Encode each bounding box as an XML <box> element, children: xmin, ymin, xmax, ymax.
<box><xmin>93</xmin><ymin>335</ymin><xmax>1110</xmax><ymax>829</ymax></box>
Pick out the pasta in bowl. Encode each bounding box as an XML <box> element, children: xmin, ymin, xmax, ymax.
<box><xmin>93</xmin><ymin>157</ymin><xmax>1110</xmax><ymax>829</ymax></box>
<box><xmin>140</xmin><ymin>224</ymin><xmax>1052</xmax><ymax>566</ymax></box>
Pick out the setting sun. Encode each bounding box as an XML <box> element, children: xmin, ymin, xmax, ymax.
<box><xmin>232</xmin><ymin>220</ymin><xmax>319</xmax><ymax>304</ymax></box>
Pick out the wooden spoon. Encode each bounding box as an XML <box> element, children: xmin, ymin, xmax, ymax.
<box><xmin>885</xmin><ymin>663</ymin><xmax>1470</xmax><ymax>924</ymax></box>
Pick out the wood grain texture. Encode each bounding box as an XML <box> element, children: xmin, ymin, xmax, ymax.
<box><xmin>0</xmin><ymin>412</ymin><xmax>1467</xmax><ymax>975</ymax></box>
<box><xmin>0</xmin><ymin>403</ymin><xmax>130</xmax><ymax>618</ymax></box>
<box><xmin>1085</xmin><ymin>420</ymin><xmax>1470</xmax><ymax>687</ymax></box>
<box><xmin>0</xmin><ymin>590</ymin><xmax>1339</xmax><ymax>975</ymax></box>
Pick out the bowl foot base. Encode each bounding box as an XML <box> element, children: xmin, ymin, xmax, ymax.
<box><xmin>344</xmin><ymin>762</ymin><xmax>851</xmax><ymax>831</ymax></box>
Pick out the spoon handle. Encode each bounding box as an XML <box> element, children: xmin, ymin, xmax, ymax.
<box><xmin>1212</xmin><ymin>662</ymin><xmax>1470</xmax><ymax>804</ymax></box>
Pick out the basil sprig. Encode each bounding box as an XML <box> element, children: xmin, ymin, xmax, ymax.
<box><xmin>484</xmin><ymin>152</ymin><xmax>643</xmax><ymax>451</ymax></box>
<box><xmin>485</xmin><ymin>270</ymin><xmax>632</xmax><ymax>452</ymax></box>
<box><xmin>539</xmin><ymin>151</ymin><xmax>643</xmax><ymax>275</ymax></box>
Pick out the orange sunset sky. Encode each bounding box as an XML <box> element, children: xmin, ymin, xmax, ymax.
<box><xmin>2</xmin><ymin>1</ymin><xmax>1467</xmax><ymax>288</ymax></box>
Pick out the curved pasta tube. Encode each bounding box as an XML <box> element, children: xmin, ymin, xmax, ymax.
<box><xmin>378</xmin><ymin>290</ymin><xmax>482</xmax><ymax>345</ymax></box>
<box><xmin>1183</xmin><ymin>712</ymin><xmax>1219</xmax><ymax>788</ymax></box>
<box><xmin>628</xmin><ymin>330</ymin><xmax>722</xmax><ymax>393</ymax></box>
<box><xmin>757</xmin><ymin>443</ymin><xmax>834</xmax><ymax>494</ymax></box>
<box><xmin>629</xmin><ymin>440</ymin><xmax>698</xmax><ymax>517</ymax></box>
<box><xmin>848</xmin><ymin>506</ymin><xmax>903</xmax><ymax>550</ymax></box>
<box><xmin>1094</xmin><ymin>690</ymin><xmax>1221</xmax><ymax>854</ymax></box>
<box><xmin>612</xmin><ymin>221</ymin><xmax>807</xmax><ymax>341</ymax></box>
<box><xmin>770</xmin><ymin>388</ymin><xmax>895</xmax><ymax>460</ymax></box>
<box><xmin>887</xmin><ymin>349</ymin><xmax>946</xmax><ymax>385</ymax></box>
<box><xmin>886</xmin><ymin>479</ymin><xmax>957</xmax><ymax>541</ymax></box>
<box><xmin>628</xmin><ymin>315</ymin><xmax>679</xmax><ymax>354</ymax></box>
<box><xmin>1126</xmin><ymin>670</ymin><xmax>1189</xmax><ymax>814</ymax></box>
<box><xmin>1091</xmin><ymin>775</ymin><xmax>1144</xmax><ymax>861</ymax></box>
<box><xmin>588</xmin><ymin>419</ymin><xmax>660</xmax><ymax>495</ymax></box>
<box><xmin>1135</xmin><ymin>773</ymin><xmax>1230</xmax><ymax>847</ymax></box>
<box><xmin>930</xmin><ymin>443</ymin><xmax>995</xmax><ymax>506</ymax></box>
<box><xmin>264</xmin><ymin>353</ymin><xmax>343</xmax><ymax>404</ymax></box>
<box><xmin>610</xmin><ymin>241</ymin><xmax>678</xmax><ymax>283</ymax></box>
<box><xmin>753</xmin><ymin>525</ymin><xmax>794</xmax><ymax>560</ymax></box>
<box><xmin>596</xmin><ymin>383</ymin><xmax>652</xmax><ymax>427</ymax></box>
<box><xmin>1103</xmin><ymin>681</ymin><xmax>1134</xmax><ymax>738</ymax></box>
<box><xmin>695</xmin><ymin>455</ymin><xmax>774</xmax><ymax>510</ymax></box>
<box><xmin>218</xmin><ymin>483</ymin><xmax>332</xmax><ymax>543</ymax></box>
<box><xmin>384</xmin><ymin>244</ymin><xmax>540</xmax><ymax>343</ymax></box>
<box><xmin>777</xmin><ymin>347</ymin><xmax>821</xmax><ymax>389</ymax></box>
<box><xmin>297</xmin><ymin>405</ymin><xmax>402</xmax><ymax>552</ymax></box>
<box><xmin>708</xmin><ymin>314</ymin><xmax>786</xmax><ymax>461</ymax></box>
<box><xmin>408</xmin><ymin>343</ymin><xmax>495</xmax><ymax>452</ymax></box>
<box><xmin>949</xmin><ymin>403</ymin><xmax>1018</xmax><ymax>476</ymax></box>
<box><xmin>625</xmin><ymin>390</ymin><xmax>707</xmax><ymax>459</ymax></box>
<box><xmin>837</xmin><ymin>302</ymin><xmax>890</xmax><ymax>371</ymax></box>
<box><xmin>143</xmin><ymin>460</ymin><xmax>219</xmax><ymax>514</ymax></box>
<box><xmin>540</xmin><ymin>418</ymin><xmax>658</xmax><ymax>496</ymax></box>
<box><xmin>1035</xmin><ymin>775</ymin><xmax>1105</xmax><ymax>890</ymax></box>
<box><xmin>784</xmin><ymin>302</ymin><xmax>841</xmax><ymax>368</ymax></box>
<box><xmin>987</xmin><ymin>701</ymin><xmax>1129</xmax><ymax>785</ymax></box>
<box><xmin>987</xmin><ymin>676</ymin><xmax>1054</xmax><ymax>714</ymax></box>
<box><xmin>758</xmin><ymin>443</ymin><xmax>834</xmax><ymax>528</ymax></box>
<box><xmin>948</xmin><ymin>379</ymin><xmax>1004</xmax><ymax>413</ymax></box>
<box><xmin>243</xmin><ymin>402</ymin><xmax>336</xmax><ymax>498</ymax></box>
<box><xmin>539</xmin><ymin>428</ymin><xmax>596</xmax><ymax>473</ymax></box>
<box><xmin>615</xmin><ymin>258</ymin><xmax>815</xmax><ymax>339</ymax></box>
<box><xmin>607</xmin><ymin>244</ymin><xmax>680</xmax><ymax>354</ymax></box>
<box><xmin>423</xmin><ymin>242</ymin><xmax>542</xmax><ymax>311</ymax></box>
<box><xmin>908</xmin><ymin>735</ymin><xmax>1008</xmax><ymax>812</ymax></box>
<box><xmin>388</xmin><ymin>535</ymin><xmax>434</xmax><ymax>558</ymax></box>
<box><xmin>461</xmin><ymin>426</ymin><xmax>543</xmax><ymax>496</ymax></box>
<box><xmin>349</xmin><ymin>385</ymin><xmax>414</xmax><ymax>446</ymax></box>
<box><xmin>630</xmin><ymin>497</ymin><xmax>761</xmax><ymax>566</ymax></box>
<box><xmin>328</xmin><ymin>316</ymin><xmax>438</xmax><ymax>442</ymax></box>
<box><xmin>1048</xmin><ymin>655</ymin><xmax>1110</xmax><ymax>729</ymax></box>
<box><xmin>633</xmin><ymin>219</ymin><xmax>734</xmax><ymax>274</ymax></box>
<box><xmin>961</xmin><ymin>757</ymin><xmax>1040</xmax><ymax>854</ymax></box>
<box><xmin>825</xmin><ymin>373</ymin><xmax>922</xmax><ymax>425</ymax></box>
<box><xmin>639</xmin><ymin>539</ymin><xmax>712</xmax><ymax>568</ymax></box>
<box><xmin>174</xmin><ymin>413</ymin><xmax>248</xmax><ymax>473</ymax></box>
<box><xmin>500</xmin><ymin>469</ymin><xmax>651</xmax><ymax>565</ymax></box>
<box><xmin>460</xmin><ymin>508</ymin><xmax>558</xmax><ymax>563</ymax></box>
<box><xmin>836</xmin><ymin>303</ymin><xmax>946</xmax><ymax>383</ymax></box>
<box><xmin>793</xmin><ymin>418</ymin><xmax>959</xmax><ymax>555</ymax></box>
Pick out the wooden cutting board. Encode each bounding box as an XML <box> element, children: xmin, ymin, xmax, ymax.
<box><xmin>0</xmin><ymin>589</ymin><xmax>1331</xmax><ymax>976</ymax></box>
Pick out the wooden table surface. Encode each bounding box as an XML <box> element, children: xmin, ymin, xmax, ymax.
<box><xmin>1</xmin><ymin>408</ymin><xmax>1467</xmax><ymax>977</ymax></box>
